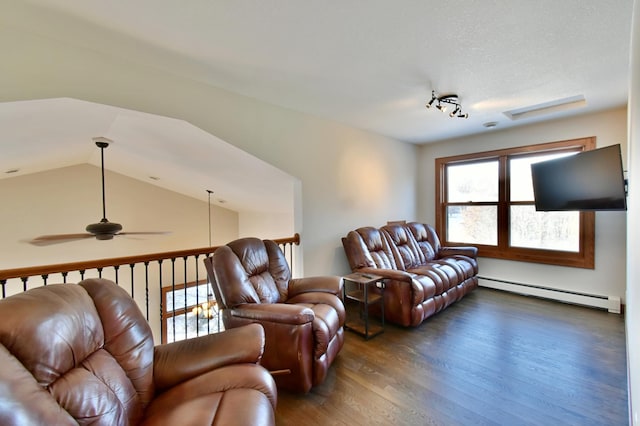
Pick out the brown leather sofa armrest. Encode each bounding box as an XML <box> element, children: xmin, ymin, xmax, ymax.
<box><xmin>230</xmin><ymin>303</ymin><xmax>315</xmax><ymax>325</ymax></box>
<box><xmin>288</xmin><ymin>275</ymin><xmax>343</xmax><ymax>297</ymax></box>
<box><xmin>439</xmin><ymin>246</ymin><xmax>478</xmax><ymax>258</ymax></box>
<box><xmin>356</xmin><ymin>267</ymin><xmax>414</xmax><ymax>282</ymax></box>
<box><xmin>153</xmin><ymin>323</ymin><xmax>265</xmax><ymax>392</ymax></box>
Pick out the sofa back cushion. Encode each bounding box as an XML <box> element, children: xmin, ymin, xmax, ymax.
<box><xmin>342</xmin><ymin>227</ymin><xmax>398</xmax><ymax>271</ymax></box>
<box><xmin>407</xmin><ymin>222</ymin><xmax>440</xmax><ymax>261</ymax></box>
<box><xmin>0</xmin><ymin>279</ymin><xmax>155</xmax><ymax>425</ymax></box>
<box><xmin>381</xmin><ymin>224</ymin><xmax>426</xmax><ymax>269</ymax></box>
<box><xmin>212</xmin><ymin>237</ymin><xmax>290</xmax><ymax>307</ymax></box>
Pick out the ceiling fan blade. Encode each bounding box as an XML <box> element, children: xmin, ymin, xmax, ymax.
<box><xmin>117</xmin><ymin>231</ymin><xmax>171</xmax><ymax>236</ymax></box>
<box><xmin>111</xmin><ymin>231</ymin><xmax>171</xmax><ymax>241</ymax></box>
<box><xmin>28</xmin><ymin>233</ymin><xmax>95</xmax><ymax>246</ymax></box>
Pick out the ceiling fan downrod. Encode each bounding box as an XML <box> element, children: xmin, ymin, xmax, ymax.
<box><xmin>96</xmin><ymin>139</ymin><xmax>109</xmax><ymax>221</ymax></box>
<box><xmin>86</xmin><ymin>137</ymin><xmax>122</xmax><ymax>239</ymax></box>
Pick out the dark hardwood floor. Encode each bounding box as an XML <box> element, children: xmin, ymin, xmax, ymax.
<box><xmin>275</xmin><ymin>288</ymin><xmax>628</xmax><ymax>426</ymax></box>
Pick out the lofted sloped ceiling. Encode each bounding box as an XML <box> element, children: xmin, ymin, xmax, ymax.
<box><xmin>0</xmin><ymin>98</ymin><xmax>297</xmax><ymax>213</ymax></box>
<box><xmin>0</xmin><ymin>0</ymin><xmax>634</xmax><ymax>208</ymax></box>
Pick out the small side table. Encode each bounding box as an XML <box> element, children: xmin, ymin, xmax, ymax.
<box><xmin>342</xmin><ymin>272</ymin><xmax>385</xmax><ymax>340</ymax></box>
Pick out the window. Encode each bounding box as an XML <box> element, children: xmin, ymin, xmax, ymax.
<box><xmin>162</xmin><ymin>281</ymin><xmax>222</xmax><ymax>343</ymax></box>
<box><xmin>435</xmin><ymin>137</ymin><xmax>595</xmax><ymax>268</ymax></box>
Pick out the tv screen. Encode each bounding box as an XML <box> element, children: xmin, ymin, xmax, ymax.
<box><xmin>531</xmin><ymin>144</ymin><xmax>627</xmax><ymax>211</ymax></box>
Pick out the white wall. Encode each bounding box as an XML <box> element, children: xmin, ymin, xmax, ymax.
<box><xmin>239</xmin><ymin>211</ymin><xmax>294</xmax><ymax>240</ymax></box>
<box><xmin>0</xmin><ymin>164</ymin><xmax>239</xmax><ymax>271</ymax></box>
<box><xmin>418</xmin><ymin>108</ymin><xmax>628</xmax><ymax>304</ymax></box>
<box><xmin>626</xmin><ymin>1</ymin><xmax>639</xmax><ymax>423</ymax></box>
<box><xmin>0</xmin><ymin>16</ymin><xmax>417</xmax><ymax>278</ymax></box>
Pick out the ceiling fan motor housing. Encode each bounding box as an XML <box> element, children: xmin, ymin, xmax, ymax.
<box><xmin>86</xmin><ymin>220</ymin><xmax>123</xmax><ymax>240</ymax></box>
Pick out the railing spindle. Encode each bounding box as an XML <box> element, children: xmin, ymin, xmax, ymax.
<box><xmin>158</xmin><ymin>259</ymin><xmax>164</xmax><ymax>343</ymax></box>
<box><xmin>129</xmin><ymin>264</ymin><xmax>135</xmax><ymax>297</ymax></box>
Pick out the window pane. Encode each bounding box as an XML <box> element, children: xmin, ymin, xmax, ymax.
<box><xmin>510</xmin><ymin>152</ymin><xmax>576</xmax><ymax>201</ymax></box>
<box><xmin>447</xmin><ymin>161</ymin><xmax>499</xmax><ymax>202</ymax></box>
<box><xmin>510</xmin><ymin>205</ymin><xmax>579</xmax><ymax>252</ymax></box>
<box><xmin>447</xmin><ymin>205</ymin><xmax>497</xmax><ymax>245</ymax></box>
<box><xmin>166</xmin><ymin>307</ymin><xmax>221</xmax><ymax>344</ymax></box>
<box><xmin>166</xmin><ymin>283</ymin><xmax>214</xmax><ymax>311</ymax></box>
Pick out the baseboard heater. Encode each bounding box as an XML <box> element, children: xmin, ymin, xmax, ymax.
<box><xmin>478</xmin><ymin>276</ymin><xmax>621</xmax><ymax>314</ymax></box>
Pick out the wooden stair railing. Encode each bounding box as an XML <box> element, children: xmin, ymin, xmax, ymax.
<box><xmin>0</xmin><ymin>233</ymin><xmax>300</xmax><ymax>343</ymax></box>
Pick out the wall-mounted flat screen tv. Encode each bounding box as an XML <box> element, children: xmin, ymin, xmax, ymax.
<box><xmin>531</xmin><ymin>144</ymin><xmax>627</xmax><ymax>211</ymax></box>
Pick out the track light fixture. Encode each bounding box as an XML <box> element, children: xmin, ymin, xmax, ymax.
<box><xmin>425</xmin><ymin>90</ymin><xmax>469</xmax><ymax>119</ymax></box>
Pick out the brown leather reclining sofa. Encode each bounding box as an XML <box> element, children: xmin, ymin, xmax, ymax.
<box><xmin>0</xmin><ymin>278</ymin><xmax>277</xmax><ymax>426</ymax></box>
<box><xmin>342</xmin><ymin>222</ymin><xmax>478</xmax><ymax>327</ymax></box>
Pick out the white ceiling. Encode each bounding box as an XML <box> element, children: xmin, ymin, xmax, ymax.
<box><xmin>0</xmin><ymin>0</ymin><xmax>634</xmax><ymax>208</ymax></box>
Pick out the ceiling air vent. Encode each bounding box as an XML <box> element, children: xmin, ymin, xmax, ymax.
<box><xmin>503</xmin><ymin>95</ymin><xmax>586</xmax><ymax>120</ymax></box>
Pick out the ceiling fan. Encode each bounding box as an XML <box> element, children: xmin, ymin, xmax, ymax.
<box><xmin>29</xmin><ymin>137</ymin><xmax>169</xmax><ymax>246</ymax></box>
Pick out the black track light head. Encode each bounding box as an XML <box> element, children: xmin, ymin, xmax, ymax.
<box><xmin>426</xmin><ymin>90</ymin><xmax>470</xmax><ymax>119</ymax></box>
<box><xmin>425</xmin><ymin>90</ymin><xmax>437</xmax><ymax>109</ymax></box>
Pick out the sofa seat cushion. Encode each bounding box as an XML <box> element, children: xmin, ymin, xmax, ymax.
<box><xmin>142</xmin><ymin>364</ymin><xmax>276</xmax><ymax>425</ymax></box>
<box><xmin>408</xmin><ymin>262</ymin><xmax>459</xmax><ymax>293</ymax></box>
<box><xmin>449</xmin><ymin>255</ymin><xmax>479</xmax><ymax>277</ymax></box>
<box><xmin>435</xmin><ymin>257</ymin><xmax>477</xmax><ymax>282</ymax></box>
<box><xmin>407</xmin><ymin>267</ymin><xmax>444</xmax><ymax>296</ymax></box>
<box><xmin>142</xmin><ymin>389</ymin><xmax>274</xmax><ymax>426</ymax></box>
<box><xmin>412</xmin><ymin>274</ymin><xmax>437</xmax><ymax>302</ymax></box>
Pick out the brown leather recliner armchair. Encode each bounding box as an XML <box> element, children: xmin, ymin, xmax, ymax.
<box><xmin>204</xmin><ymin>237</ymin><xmax>345</xmax><ymax>393</ymax></box>
<box><xmin>0</xmin><ymin>278</ymin><xmax>277</xmax><ymax>426</ymax></box>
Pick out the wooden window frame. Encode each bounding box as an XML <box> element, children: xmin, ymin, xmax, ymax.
<box><xmin>435</xmin><ymin>137</ymin><xmax>596</xmax><ymax>269</ymax></box>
